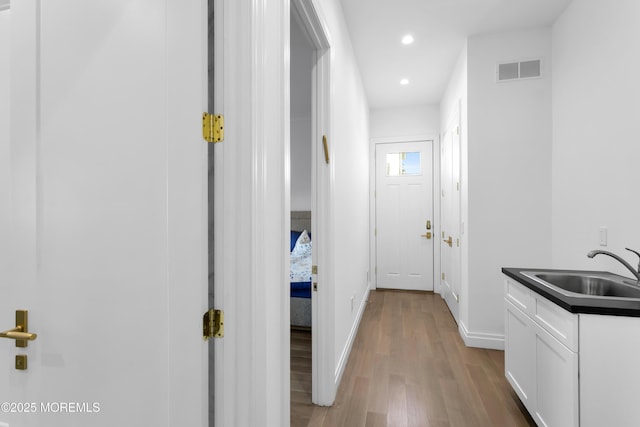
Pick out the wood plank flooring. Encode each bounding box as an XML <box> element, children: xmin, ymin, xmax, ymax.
<box><xmin>290</xmin><ymin>289</ymin><xmax>536</xmax><ymax>427</ymax></box>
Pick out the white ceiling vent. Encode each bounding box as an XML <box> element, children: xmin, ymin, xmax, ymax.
<box><xmin>497</xmin><ymin>59</ymin><xmax>542</xmax><ymax>82</ymax></box>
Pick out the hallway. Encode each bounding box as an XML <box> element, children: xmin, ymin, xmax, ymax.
<box><xmin>291</xmin><ymin>290</ymin><xmax>535</xmax><ymax>426</ymax></box>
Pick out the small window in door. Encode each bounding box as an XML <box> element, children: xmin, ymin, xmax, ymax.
<box><xmin>386</xmin><ymin>152</ymin><xmax>421</xmax><ymax>176</ymax></box>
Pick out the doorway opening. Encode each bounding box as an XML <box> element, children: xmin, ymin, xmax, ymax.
<box><xmin>289</xmin><ymin>8</ymin><xmax>314</xmax><ymax>419</ymax></box>
<box><xmin>290</xmin><ymin>0</ymin><xmax>333</xmax><ymax>409</ymax></box>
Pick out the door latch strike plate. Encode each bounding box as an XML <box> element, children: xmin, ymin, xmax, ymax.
<box><xmin>203</xmin><ymin>309</ymin><xmax>224</xmax><ymax>340</ymax></box>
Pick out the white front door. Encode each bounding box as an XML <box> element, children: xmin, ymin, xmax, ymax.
<box><xmin>375</xmin><ymin>141</ymin><xmax>434</xmax><ymax>291</ymax></box>
<box><xmin>1</xmin><ymin>2</ymin><xmax>208</xmax><ymax>426</ymax></box>
<box><xmin>440</xmin><ymin>122</ymin><xmax>461</xmax><ymax>322</ymax></box>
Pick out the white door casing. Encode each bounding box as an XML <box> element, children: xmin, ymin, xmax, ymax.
<box><xmin>375</xmin><ymin>141</ymin><xmax>434</xmax><ymax>291</ymax></box>
<box><xmin>2</xmin><ymin>1</ymin><xmax>208</xmax><ymax>426</ymax></box>
<box><xmin>214</xmin><ymin>0</ymin><xmax>291</xmax><ymax>425</ymax></box>
<box><xmin>440</xmin><ymin>120</ymin><xmax>462</xmax><ymax>322</ymax></box>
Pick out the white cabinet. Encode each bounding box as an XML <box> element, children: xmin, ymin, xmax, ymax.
<box><xmin>580</xmin><ymin>314</ymin><xmax>640</xmax><ymax>427</ymax></box>
<box><xmin>533</xmin><ymin>320</ymin><xmax>579</xmax><ymax>427</ymax></box>
<box><xmin>504</xmin><ymin>278</ymin><xmax>579</xmax><ymax>427</ymax></box>
<box><xmin>505</xmin><ymin>299</ymin><xmax>536</xmax><ymax>413</ymax></box>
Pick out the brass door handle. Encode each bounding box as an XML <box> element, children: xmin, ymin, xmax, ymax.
<box><xmin>421</xmin><ymin>232</ymin><xmax>432</xmax><ymax>239</ymax></box>
<box><xmin>1</xmin><ymin>310</ymin><xmax>37</xmax><ymax>347</ymax></box>
<box><xmin>443</xmin><ymin>236</ymin><xmax>453</xmax><ymax>247</ymax></box>
<box><xmin>0</xmin><ymin>326</ymin><xmax>37</xmax><ymax>341</ymax></box>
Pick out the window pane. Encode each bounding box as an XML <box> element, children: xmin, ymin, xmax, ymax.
<box><xmin>386</xmin><ymin>151</ymin><xmax>421</xmax><ymax>176</ymax></box>
<box><xmin>402</xmin><ymin>152</ymin><xmax>421</xmax><ymax>175</ymax></box>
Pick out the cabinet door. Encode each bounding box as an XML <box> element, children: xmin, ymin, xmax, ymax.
<box><xmin>505</xmin><ymin>299</ymin><xmax>536</xmax><ymax>414</ymax></box>
<box><xmin>534</xmin><ymin>323</ymin><xmax>579</xmax><ymax>427</ymax></box>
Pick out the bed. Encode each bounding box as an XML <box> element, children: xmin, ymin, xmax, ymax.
<box><xmin>290</xmin><ymin>211</ymin><xmax>312</xmax><ymax>329</ymax></box>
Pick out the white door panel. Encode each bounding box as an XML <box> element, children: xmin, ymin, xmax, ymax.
<box><xmin>441</xmin><ymin>121</ymin><xmax>461</xmax><ymax>322</ymax></box>
<box><xmin>1</xmin><ymin>2</ymin><xmax>207</xmax><ymax>426</ymax></box>
<box><xmin>375</xmin><ymin>141</ymin><xmax>434</xmax><ymax>291</ymax></box>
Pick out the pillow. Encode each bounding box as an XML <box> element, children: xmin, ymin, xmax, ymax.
<box><xmin>290</xmin><ymin>230</ymin><xmax>303</xmax><ymax>252</ymax></box>
<box><xmin>292</xmin><ymin>230</ymin><xmax>312</xmax><ymax>257</ymax></box>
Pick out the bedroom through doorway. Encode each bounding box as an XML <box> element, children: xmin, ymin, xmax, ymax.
<box><xmin>290</xmin><ymin>7</ymin><xmax>315</xmax><ymax>417</ymax></box>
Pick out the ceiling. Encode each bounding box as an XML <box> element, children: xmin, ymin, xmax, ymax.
<box><xmin>339</xmin><ymin>0</ymin><xmax>573</xmax><ymax>109</ymax></box>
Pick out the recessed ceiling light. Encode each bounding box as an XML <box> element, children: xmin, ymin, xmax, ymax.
<box><xmin>400</xmin><ymin>78</ymin><xmax>409</xmax><ymax>85</ymax></box>
<box><xmin>402</xmin><ymin>34</ymin><xmax>414</xmax><ymax>45</ymax></box>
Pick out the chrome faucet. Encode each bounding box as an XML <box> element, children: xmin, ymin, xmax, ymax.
<box><xmin>587</xmin><ymin>248</ymin><xmax>640</xmax><ymax>283</ymax></box>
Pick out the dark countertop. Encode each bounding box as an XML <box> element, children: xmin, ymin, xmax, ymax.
<box><xmin>502</xmin><ymin>267</ymin><xmax>640</xmax><ymax>317</ymax></box>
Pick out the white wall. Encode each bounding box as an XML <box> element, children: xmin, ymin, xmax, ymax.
<box><xmin>369</xmin><ymin>104</ymin><xmax>439</xmax><ymax>138</ymax></box>
<box><xmin>551</xmin><ymin>0</ymin><xmax>640</xmax><ymax>276</ymax></box>
<box><xmin>465</xmin><ymin>28</ymin><xmax>553</xmax><ymax>344</ymax></box>
<box><xmin>440</xmin><ymin>45</ymin><xmax>467</xmax><ymax>132</ymax></box>
<box><xmin>290</xmin><ymin>117</ymin><xmax>312</xmax><ymax>210</ymax></box>
<box><xmin>315</xmin><ymin>0</ymin><xmax>370</xmax><ymax>390</ymax></box>
<box><xmin>291</xmin><ymin>14</ymin><xmax>313</xmax><ymax>211</ymax></box>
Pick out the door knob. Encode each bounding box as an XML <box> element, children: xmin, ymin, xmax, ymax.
<box><xmin>443</xmin><ymin>236</ymin><xmax>453</xmax><ymax>247</ymax></box>
<box><xmin>421</xmin><ymin>232</ymin><xmax>432</xmax><ymax>239</ymax></box>
<box><xmin>0</xmin><ymin>310</ymin><xmax>37</xmax><ymax>348</ymax></box>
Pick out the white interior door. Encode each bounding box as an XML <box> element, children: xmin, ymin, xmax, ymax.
<box><xmin>1</xmin><ymin>1</ymin><xmax>208</xmax><ymax>426</ymax></box>
<box><xmin>440</xmin><ymin>123</ymin><xmax>461</xmax><ymax>322</ymax></box>
<box><xmin>375</xmin><ymin>141</ymin><xmax>434</xmax><ymax>291</ymax></box>
<box><xmin>0</xmin><ymin>6</ymin><xmax>11</xmax><ymax>414</ymax></box>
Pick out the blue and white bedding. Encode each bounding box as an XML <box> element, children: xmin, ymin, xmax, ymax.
<box><xmin>290</xmin><ymin>230</ymin><xmax>312</xmax><ymax>299</ymax></box>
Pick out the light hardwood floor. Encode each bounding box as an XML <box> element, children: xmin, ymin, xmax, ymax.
<box><xmin>291</xmin><ymin>289</ymin><xmax>536</xmax><ymax>427</ymax></box>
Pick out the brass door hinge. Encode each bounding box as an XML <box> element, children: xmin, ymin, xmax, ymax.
<box><xmin>203</xmin><ymin>309</ymin><xmax>224</xmax><ymax>340</ymax></box>
<box><xmin>202</xmin><ymin>113</ymin><xmax>224</xmax><ymax>143</ymax></box>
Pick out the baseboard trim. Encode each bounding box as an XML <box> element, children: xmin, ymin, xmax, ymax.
<box><xmin>459</xmin><ymin>321</ymin><xmax>504</xmax><ymax>350</ymax></box>
<box><xmin>334</xmin><ymin>284</ymin><xmax>371</xmax><ymax>388</ymax></box>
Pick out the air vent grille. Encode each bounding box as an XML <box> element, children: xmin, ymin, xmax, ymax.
<box><xmin>497</xmin><ymin>59</ymin><xmax>542</xmax><ymax>82</ymax></box>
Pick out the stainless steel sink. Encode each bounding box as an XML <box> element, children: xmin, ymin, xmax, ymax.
<box><xmin>522</xmin><ymin>272</ymin><xmax>640</xmax><ymax>299</ymax></box>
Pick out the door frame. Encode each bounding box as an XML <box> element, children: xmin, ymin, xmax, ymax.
<box><xmin>213</xmin><ymin>0</ymin><xmax>291</xmax><ymax>425</ymax></box>
<box><xmin>213</xmin><ymin>0</ymin><xmax>334</xmax><ymax>424</ymax></box>
<box><xmin>369</xmin><ymin>135</ymin><xmax>440</xmax><ymax>292</ymax></box>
